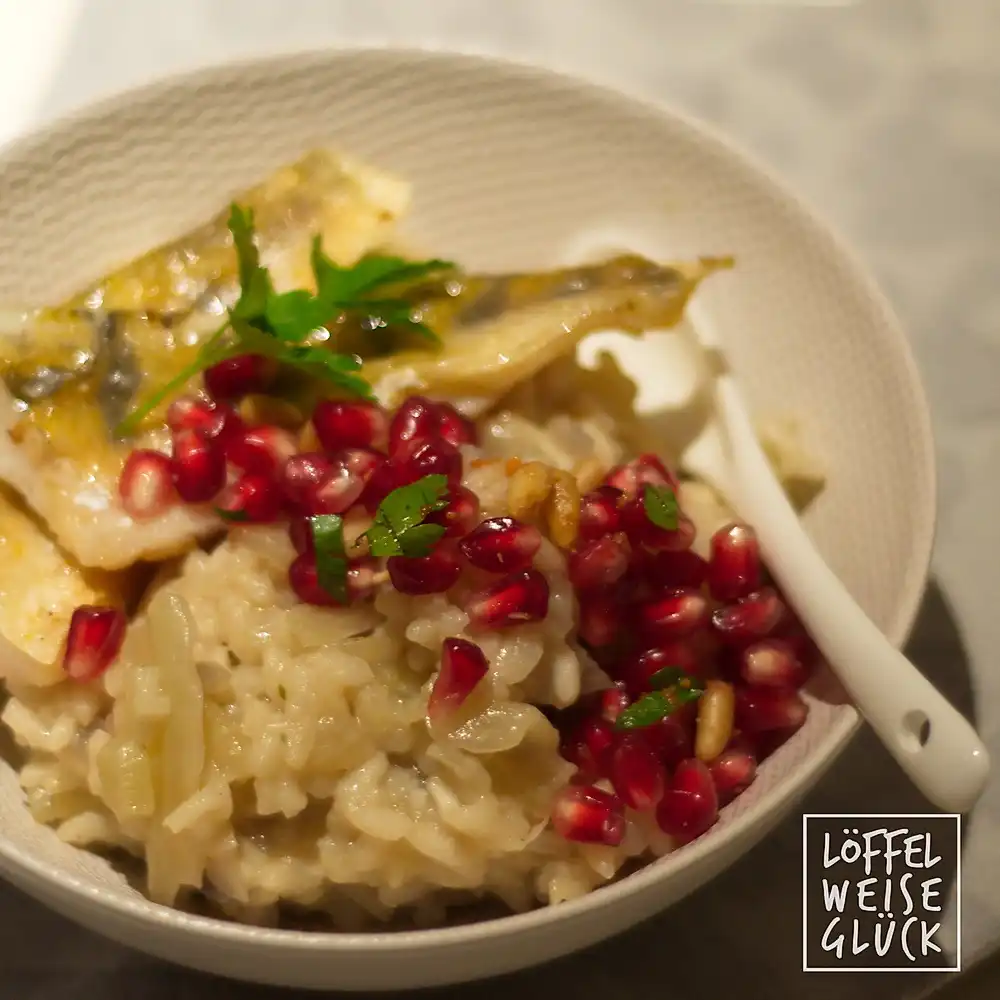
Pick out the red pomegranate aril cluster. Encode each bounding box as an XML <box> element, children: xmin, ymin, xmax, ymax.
<box><xmin>459</xmin><ymin>517</ymin><xmax>541</xmax><ymax>573</ymax></box>
<box><xmin>387</xmin><ymin>545</ymin><xmax>463</xmax><ymax>596</ymax></box>
<box><xmin>547</xmin><ymin>451</ymin><xmax>818</xmax><ymax>851</ymax></box>
<box><xmin>312</xmin><ymin>399</ymin><xmax>389</xmax><ymax>452</ymax></box>
<box><xmin>62</xmin><ymin>606</ymin><xmax>126</xmax><ymax>682</ymax></box>
<box><xmin>203</xmin><ymin>353</ymin><xmax>276</xmax><ymax>400</ymax></box>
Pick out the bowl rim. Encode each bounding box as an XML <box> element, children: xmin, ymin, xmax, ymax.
<box><xmin>0</xmin><ymin>44</ymin><xmax>936</xmax><ymax>952</ymax></box>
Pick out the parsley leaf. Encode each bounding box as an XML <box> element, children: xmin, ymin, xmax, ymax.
<box><xmin>228</xmin><ymin>205</ymin><xmax>273</xmax><ymax>321</ymax></box>
<box><xmin>364</xmin><ymin>475</ymin><xmax>450</xmax><ymax>558</ymax></box>
<box><xmin>614</xmin><ymin>681</ymin><xmax>705</xmax><ymax>731</ymax></box>
<box><xmin>115</xmin><ymin>204</ymin><xmax>453</xmax><ymax>436</ymax></box>
<box><xmin>310</xmin><ymin>514</ymin><xmax>349</xmax><ymax>603</ymax></box>
<box><xmin>643</xmin><ymin>483</ymin><xmax>680</xmax><ymax>531</ymax></box>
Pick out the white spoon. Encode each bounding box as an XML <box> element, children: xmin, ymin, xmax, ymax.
<box><xmin>678</xmin><ymin>313</ymin><xmax>990</xmax><ymax>814</ymax></box>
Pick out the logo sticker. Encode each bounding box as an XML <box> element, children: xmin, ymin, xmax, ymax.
<box><xmin>802</xmin><ymin>814</ymin><xmax>961</xmax><ymax>972</ymax></box>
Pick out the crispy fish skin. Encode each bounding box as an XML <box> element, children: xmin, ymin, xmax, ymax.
<box><xmin>365</xmin><ymin>256</ymin><xmax>733</xmax><ymax>412</ymax></box>
<box><xmin>0</xmin><ymin>151</ymin><xmax>411</xmax><ymax>570</ymax></box>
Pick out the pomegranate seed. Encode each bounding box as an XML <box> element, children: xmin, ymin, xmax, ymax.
<box><xmin>708</xmin><ymin>523</ymin><xmax>761</xmax><ymax>601</ymax></box>
<box><xmin>605</xmin><ymin>453</ymin><xmax>677</xmax><ymax>497</ymax></box>
<box><xmin>638</xmin><ymin>588</ymin><xmax>710</xmax><ymax>641</ymax></box>
<box><xmin>436</xmin><ymin>401</ymin><xmax>478</xmax><ymax>448</ymax></box>
<box><xmin>734</xmin><ymin>686</ymin><xmax>808</xmax><ymax>734</ymax></box>
<box><xmin>280</xmin><ymin>452</ymin><xmax>333</xmax><ymax>507</ymax></box>
<box><xmin>170</xmin><ymin>430</ymin><xmax>226</xmax><ymax>502</ymax></box>
<box><xmin>388</xmin><ymin>395</ymin><xmax>440</xmax><ymax>457</ymax></box>
<box><xmin>641</xmin><ymin>549</ymin><xmax>709</xmax><ymax>590</ymax></box>
<box><xmin>214</xmin><ymin>473</ymin><xmax>282</xmax><ymax>523</ymax></box>
<box><xmin>394</xmin><ymin>436</ymin><xmax>462</xmax><ymax>486</ymax></box>
<box><xmin>62</xmin><ymin>606</ymin><xmax>126</xmax><ymax>682</ymax></box>
<box><xmin>465</xmin><ymin>569</ymin><xmax>550</xmax><ymax>629</ymax></box>
<box><xmin>118</xmin><ymin>449</ymin><xmax>175</xmax><ymax>519</ymax></box>
<box><xmin>640</xmin><ymin>712</ymin><xmax>695</xmax><ymax>768</ymax></box>
<box><xmin>361</xmin><ymin>460</ymin><xmax>402</xmax><ymax>513</ymax></box>
<box><xmin>567</xmin><ymin>533</ymin><xmax>630</xmax><ymax>592</ymax></box>
<box><xmin>617</xmin><ymin>642</ymin><xmax>703</xmax><ymax>695</ymax></box>
<box><xmin>740</xmin><ymin>638</ymin><xmax>808</xmax><ymax>689</ymax></box>
<box><xmin>304</xmin><ymin>464</ymin><xmax>367</xmax><ymax>515</ymax></box>
<box><xmin>559</xmin><ymin>722</ymin><xmax>603</xmax><ymax>781</ymax></box>
<box><xmin>598</xmin><ymin>684</ymin><xmax>631</xmax><ymax>723</ymax></box>
<box><xmin>288</xmin><ymin>554</ymin><xmax>377</xmax><ymax>606</ymax></box>
<box><xmin>166</xmin><ymin>396</ymin><xmax>240</xmax><ymax>441</ymax></box>
<box><xmin>459</xmin><ymin>517</ymin><xmax>541</xmax><ymax>573</ymax></box>
<box><xmin>312</xmin><ymin>399</ymin><xmax>389</xmax><ymax>452</ymax></box>
<box><xmin>426</xmin><ymin>485</ymin><xmax>480</xmax><ymax>538</ymax></box>
<box><xmin>203</xmin><ymin>353</ymin><xmax>276</xmax><ymax>400</ymax></box>
<box><xmin>387</xmin><ymin>545</ymin><xmax>463</xmax><ymax>595</ymax></box>
<box><xmin>551</xmin><ymin>784</ymin><xmax>625</xmax><ymax>846</ymax></box>
<box><xmin>289</xmin><ymin>516</ymin><xmax>313</xmax><ymax>555</ymax></box>
<box><xmin>578</xmin><ymin>592</ymin><xmax>624</xmax><ymax>647</ymax></box>
<box><xmin>226</xmin><ymin>425</ymin><xmax>297</xmax><ymax>477</ymax></box>
<box><xmin>778</xmin><ymin>626</ymin><xmax>821</xmax><ymax>672</ymax></box>
<box><xmin>611</xmin><ymin>734</ymin><xmax>666</xmax><ymax>810</ymax></box>
<box><xmin>427</xmin><ymin>637</ymin><xmax>489</xmax><ymax>720</ymax></box>
<box><xmin>710</xmin><ymin>738</ymin><xmax>758</xmax><ymax>804</ymax></box>
<box><xmin>578</xmin><ymin>486</ymin><xmax>623</xmax><ymax>542</ymax></box>
<box><xmin>655</xmin><ymin>758</ymin><xmax>719</xmax><ymax>844</ymax></box>
<box><xmin>621</xmin><ymin>499</ymin><xmax>696</xmax><ymax>553</ymax></box>
<box><xmin>712</xmin><ymin>587</ymin><xmax>786</xmax><ymax>644</ymax></box>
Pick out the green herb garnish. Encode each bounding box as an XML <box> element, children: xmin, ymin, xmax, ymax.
<box><xmin>215</xmin><ymin>507</ymin><xmax>249</xmax><ymax>523</ymax></box>
<box><xmin>310</xmin><ymin>514</ymin><xmax>349</xmax><ymax>603</ymax></box>
<box><xmin>114</xmin><ymin>205</ymin><xmax>455</xmax><ymax>437</ymax></box>
<box><xmin>364</xmin><ymin>474</ymin><xmax>450</xmax><ymax>558</ymax></box>
<box><xmin>614</xmin><ymin>680</ymin><xmax>705</xmax><ymax>731</ymax></box>
<box><xmin>643</xmin><ymin>483</ymin><xmax>680</xmax><ymax>532</ymax></box>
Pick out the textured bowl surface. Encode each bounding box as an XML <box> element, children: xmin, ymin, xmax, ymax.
<box><xmin>0</xmin><ymin>48</ymin><xmax>934</xmax><ymax>991</ymax></box>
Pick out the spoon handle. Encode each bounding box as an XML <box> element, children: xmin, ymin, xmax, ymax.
<box><xmin>716</xmin><ymin>377</ymin><xmax>990</xmax><ymax>814</ymax></box>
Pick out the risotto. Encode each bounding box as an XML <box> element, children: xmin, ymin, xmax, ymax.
<box><xmin>0</xmin><ymin>149</ymin><xmax>823</xmax><ymax>928</ymax></box>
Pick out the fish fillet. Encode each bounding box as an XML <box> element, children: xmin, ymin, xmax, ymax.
<box><xmin>0</xmin><ymin>151</ymin><xmax>411</xmax><ymax>570</ymax></box>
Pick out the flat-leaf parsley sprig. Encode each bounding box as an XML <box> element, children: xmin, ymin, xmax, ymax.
<box><xmin>115</xmin><ymin>205</ymin><xmax>455</xmax><ymax>436</ymax></box>
<box><xmin>308</xmin><ymin>475</ymin><xmax>452</xmax><ymax>601</ymax></box>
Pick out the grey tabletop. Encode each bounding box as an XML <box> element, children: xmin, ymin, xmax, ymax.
<box><xmin>2</xmin><ymin>1</ymin><xmax>999</xmax><ymax>997</ymax></box>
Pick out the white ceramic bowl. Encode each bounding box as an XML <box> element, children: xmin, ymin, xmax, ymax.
<box><xmin>0</xmin><ymin>49</ymin><xmax>935</xmax><ymax>990</ymax></box>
